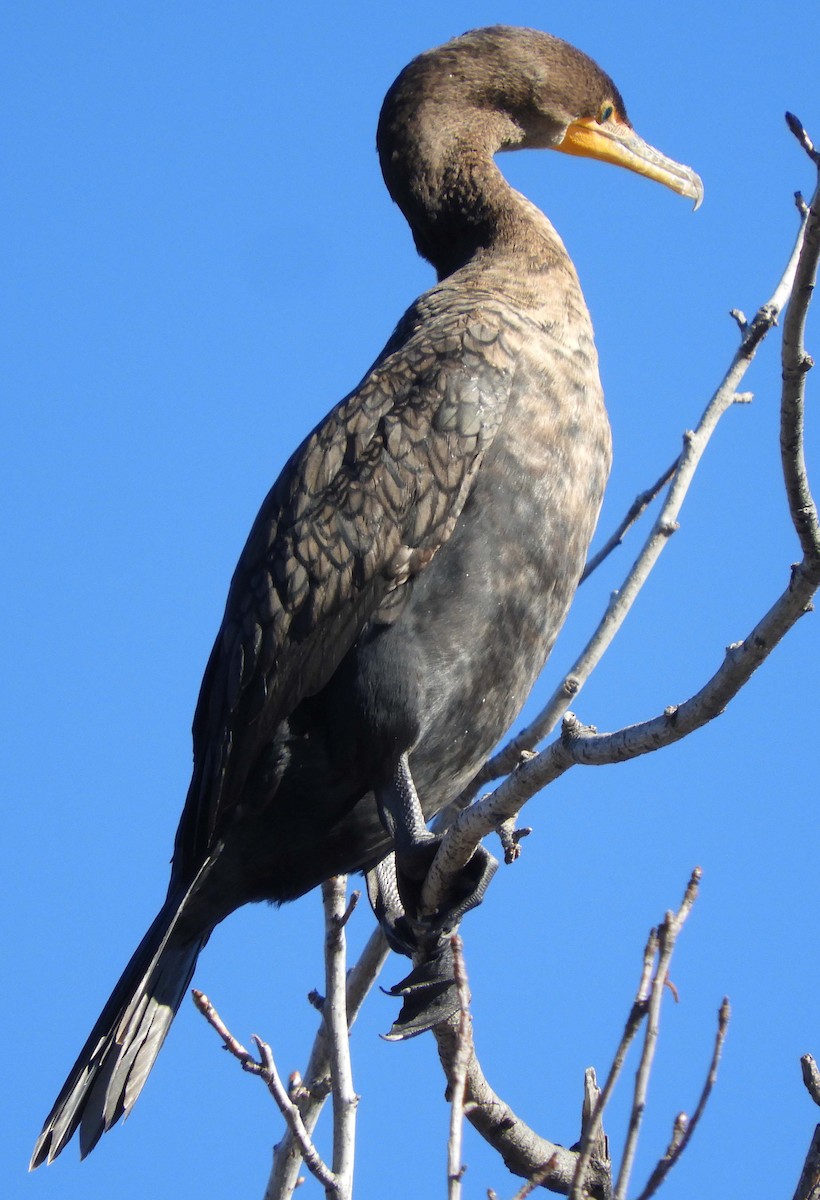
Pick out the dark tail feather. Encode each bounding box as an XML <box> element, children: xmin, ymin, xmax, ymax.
<box><xmin>30</xmin><ymin>892</ymin><xmax>207</xmax><ymax>1168</ymax></box>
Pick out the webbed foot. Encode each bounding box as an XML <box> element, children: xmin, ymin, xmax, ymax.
<box><xmin>366</xmin><ymin>814</ymin><xmax>498</xmax><ymax>1039</ymax></box>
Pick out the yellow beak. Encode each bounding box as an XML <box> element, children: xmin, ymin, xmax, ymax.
<box><xmin>558</xmin><ymin>115</ymin><xmax>703</xmax><ymax>209</ymax></box>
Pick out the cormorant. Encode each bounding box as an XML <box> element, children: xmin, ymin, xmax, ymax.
<box><xmin>31</xmin><ymin>25</ymin><xmax>702</xmax><ymax>1167</ymax></box>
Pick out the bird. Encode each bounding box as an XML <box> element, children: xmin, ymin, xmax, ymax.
<box><xmin>31</xmin><ymin>24</ymin><xmax>702</xmax><ymax>1167</ymax></box>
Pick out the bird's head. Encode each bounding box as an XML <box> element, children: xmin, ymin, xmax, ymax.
<box><xmin>379</xmin><ymin>26</ymin><xmax>703</xmax><ymax>211</ymax></box>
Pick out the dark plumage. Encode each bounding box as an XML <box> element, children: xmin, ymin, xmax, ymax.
<box><xmin>31</xmin><ymin>25</ymin><xmax>701</xmax><ymax>1167</ymax></box>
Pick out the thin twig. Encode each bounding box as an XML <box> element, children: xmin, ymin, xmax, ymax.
<box><xmin>780</xmin><ymin>129</ymin><xmax>820</xmax><ymax>559</ymax></box>
<box><xmin>192</xmin><ymin>990</ymin><xmax>338</xmax><ymax>1191</ymax></box>
<box><xmin>580</xmin><ymin>455</ymin><xmax>680</xmax><ymax>583</ymax></box>
<box><xmin>447</xmin><ymin>935</ymin><xmax>472</xmax><ymax>1200</ymax></box>
<box><xmin>192</xmin><ymin>988</ymin><xmax>261</xmax><ymax>1070</ymax></box>
<box><xmin>322</xmin><ymin>877</ymin><xmax>358</xmax><ymax>1200</ymax></box>
<box><xmin>568</xmin><ymin>928</ymin><xmax>658</xmax><ymax>1200</ymax></box>
<box><xmin>337</xmin><ymin>889</ymin><xmax>361</xmax><ymax>929</ymax></box>
<box><xmin>635</xmin><ymin>997</ymin><xmax>730</xmax><ymax>1200</ymax></box>
<box><xmin>496</xmin><ymin>817</ymin><xmax>532</xmax><ymax>864</ymax></box>
<box><xmin>265</xmin><ymin>927</ymin><xmax>390</xmax><ymax>1200</ymax></box>
<box><xmin>571</xmin><ymin>872</ymin><xmax>701</xmax><ymax>1200</ymax></box>
<box><xmin>613</xmin><ymin>871</ymin><xmax>701</xmax><ymax>1199</ymax></box>
<box><xmin>253</xmin><ymin>1035</ymin><xmax>340</xmax><ymax>1192</ymax></box>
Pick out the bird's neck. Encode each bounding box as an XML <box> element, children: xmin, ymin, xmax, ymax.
<box><xmin>379</xmin><ymin>109</ymin><xmax>567</xmax><ymax>282</ymax></box>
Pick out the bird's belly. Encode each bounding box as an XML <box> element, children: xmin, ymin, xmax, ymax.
<box><xmin>404</xmin><ymin>401</ymin><xmax>610</xmax><ymax>805</ymax></box>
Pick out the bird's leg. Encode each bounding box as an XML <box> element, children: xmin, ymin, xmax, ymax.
<box><xmin>375</xmin><ymin>751</ymin><xmax>497</xmax><ymax>930</ymax></box>
<box><xmin>375</xmin><ymin>753</ymin><xmax>438</xmax><ymax>916</ymax></box>
<box><xmin>372</xmin><ymin>753</ymin><xmax>498</xmax><ymax>1038</ymax></box>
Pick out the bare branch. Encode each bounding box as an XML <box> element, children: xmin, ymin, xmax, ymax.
<box><xmin>322</xmin><ymin>877</ymin><xmax>358</xmax><ymax>1200</ymax></box>
<box><xmin>265</xmin><ymin>927</ymin><xmax>390</xmax><ymax>1200</ymax></box>
<box><xmin>337</xmin><ymin>888</ymin><xmax>361</xmax><ymax>929</ymax></box>
<box><xmin>195</xmin><ymin>892</ymin><xmax>385</xmax><ymax>1200</ymax></box>
<box><xmin>792</xmin><ymin>1126</ymin><xmax>820</xmax><ymax>1200</ymax></box>
<box><xmin>447</xmin><ymin>936</ymin><xmax>472</xmax><ymax>1200</ymax></box>
<box><xmin>569</xmin><ymin>928</ymin><xmax>659</xmax><ymax>1200</ymax></box>
<box><xmin>636</xmin><ymin>997</ymin><xmax>730</xmax><ymax>1200</ymax></box>
<box><xmin>433</xmin><ymin>1009</ymin><xmax>610</xmax><ymax>1198</ymax></box>
<box><xmin>192</xmin><ymin>990</ymin><xmax>338</xmax><ymax>1192</ymax></box>
<box><xmin>802</xmin><ymin>1055</ymin><xmax>820</xmax><ymax>1108</ymax></box>
<box><xmin>786</xmin><ymin>112</ymin><xmax>820</xmax><ymax>167</ymax></box>
<box><xmin>579</xmin><ymin>455</ymin><xmax>680</xmax><ymax>583</ymax></box>
<box><xmin>192</xmin><ymin>988</ymin><xmax>261</xmax><ymax>1072</ymax></box>
<box><xmin>496</xmin><ymin>817</ymin><xmax>532</xmax><ymax>864</ymax></box>
<box><xmin>613</xmin><ymin>871</ymin><xmax>701</xmax><ymax>1199</ymax></box>
<box><xmin>253</xmin><ymin>1035</ymin><xmax>340</xmax><ymax>1193</ymax></box>
<box><xmin>781</xmin><ymin>168</ymin><xmax>820</xmax><ymax>559</ymax></box>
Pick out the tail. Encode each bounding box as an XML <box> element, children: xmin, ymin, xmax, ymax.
<box><xmin>30</xmin><ymin>891</ymin><xmax>207</xmax><ymax>1167</ymax></box>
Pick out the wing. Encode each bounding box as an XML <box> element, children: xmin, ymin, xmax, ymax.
<box><xmin>172</xmin><ymin>298</ymin><xmax>522</xmax><ymax>879</ymax></box>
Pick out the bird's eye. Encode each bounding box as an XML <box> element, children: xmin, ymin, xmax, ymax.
<box><xmin>598</xmin><ymin>102</ymin><xmax>614</xmax><ymax>123</ymax></box>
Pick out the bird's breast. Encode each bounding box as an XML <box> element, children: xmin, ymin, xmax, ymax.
<box><xmin>397</xmin><ymin>315</ymin><xmax>612</xmax><ymax>809</ymax></box>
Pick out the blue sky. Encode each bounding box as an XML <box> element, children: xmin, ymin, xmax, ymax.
<box><xmin>5</xmin><ymin>3</ymin><xmax>820</xmax><ymax>1198</ymax></box>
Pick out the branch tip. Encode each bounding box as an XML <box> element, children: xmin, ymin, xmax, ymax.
<box><xmin>684</xmin><ymin>865</ymin><xmax>703</xmax><ymax>899</ymax></box>
<box><xmin>336</xmin><ymin>888</ymin><xmax>361</xmax><ymax>928</ymax></box>
<box><xmin>800</xmin><ymin>1054</ymin><xmax>820</xmax><ymax>1107</ymax></box>
<box><xmin>785</xmin><ymin>112</ymin><xmax>820</xmax><ymax>165</ymax></box>
<box><xmin>664</xmin><ymin>978</ymin><xmax>680</xmax><ymax>1003</ymax></box>
<box><xmin>497</xmin><ymin>818</ymin><xmax>533</xmax><ymax>863</ymax></box>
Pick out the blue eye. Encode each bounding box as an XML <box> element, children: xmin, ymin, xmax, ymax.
<box><xmin>599</xmin><ymin>102</ymin><xmax>614</xmax><ymax>123</ymax></box>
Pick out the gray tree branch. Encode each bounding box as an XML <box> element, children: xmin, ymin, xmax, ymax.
<box><xmin>446</xmin><ymin>935</ymin><xmax>472</xmax><ymax>1200</ymax></box>
<box><xmin>263</xmin><ymin>926</ymin><xmax>389</xmax><ymax>1200</ymax></box>
<box><xmin>322</xmin><ymin>878</ymin><xmax>358</xmax><ymax>1200</ymax></box>
<box><xmin>802</xmin><ymin>1056</ymin><xmax>820</xmax><ymax>1108</ymax></box>
<box><xmin>793</xmin><ymin>1127</ymin><xmax>820</xmax><ymax>1200</ymax></box>
<box><xmin>634</xmin><ymin>997</ymin><xmax>729</xmax><ymax>1200</ymax></box>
